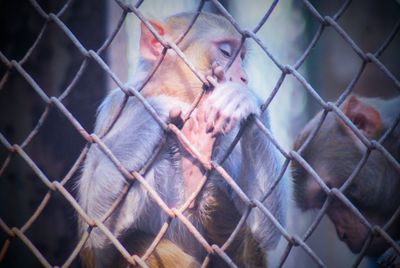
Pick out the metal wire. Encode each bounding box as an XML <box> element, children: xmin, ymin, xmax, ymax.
<box><xmin>0</xmin><ymin>0</ymin><xmax>399</xmax><ymax>267</ymax></box>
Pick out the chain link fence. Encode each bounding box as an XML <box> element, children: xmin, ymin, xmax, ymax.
<box><xmin>0</xmin><ymin>0</ymin><xmax>399</xmax><ymax>267</ymax></box>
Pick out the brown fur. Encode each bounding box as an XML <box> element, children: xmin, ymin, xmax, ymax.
<box><xmin>80</xmin><ymin>12</ymin><xmax>271</xmax><ymax>267</ymax></box>
<box><xmin>116</xmin><ymin>232</ymin><xmax>200</xmax><ymax>268</ymax></box>
<box><xmin>292</xmin><ymin>95</ymin><xmax>400</xmax><ymax>257</ymax></box>
<box><xmin>205</xmin><ymin>190</ymin><xmax>268</xmax><ymax>267</ymax></box>
<box><xmin>81</xmin><ymin>189</ymin><xmax>267</xmax><ymax>268</ymax></box>
<box><xmin>139</xmin><ymin>12</ymin><xmax>267</xmax><ymax>267</ymax></box>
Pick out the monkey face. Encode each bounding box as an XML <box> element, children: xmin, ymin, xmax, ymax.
<box><xmin>211</xmin><ymin>40</ymin><xmax>248</xmax><ymax>85</ymax></box>
<box><xmin>327</xmin><ymin>200</ymin><xmax>391</xmax><ymax>256</ymax></box>
<box><xmin>326</xmin><ymin>200</ymin><xmax>369</xmax><ymax>254</ymax></box>
<box><xmin>292</xmin><ymin>99</ymin><xmax>400</xmax><ymax>258</ymax></box>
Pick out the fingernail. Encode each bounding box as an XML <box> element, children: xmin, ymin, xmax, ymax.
<box><xmin>206</xmin><ymin>124</ymin><xmax>214</xmax><ymax>133</ymax></box>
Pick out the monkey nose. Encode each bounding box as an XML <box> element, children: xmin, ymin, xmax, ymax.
<box><xmin>240</xmin><ymin>75</ymin><xmax>248</xmax><ymax>84</ymax></box>
<box><xmin>336</xmin><ymin>226</ymin><xmax>347</xmax><ymax>241</ymax></box>
<box><xmin>229</xmin><ymin>74</ymin><xmax>248</xmax><ymax>85</ymax></box>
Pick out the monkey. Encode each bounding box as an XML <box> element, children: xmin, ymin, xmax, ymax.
<box><xmin>78</xmin><ymin>12</ymin><xmax>286</xmax><ymax>267</ymax></box>
<box><xmin>292</xmin><ymin>95</ymin><xmax>400</xmax><ymax>266</ymax></box>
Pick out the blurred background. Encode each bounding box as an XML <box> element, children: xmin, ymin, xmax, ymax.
<box><xmin>0</xmin><ymin>0</ymin><xmax>399</xmax><ymax>267</ymax></box>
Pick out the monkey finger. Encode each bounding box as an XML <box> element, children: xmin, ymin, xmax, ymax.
<box><xmin>212</xmin><ymin>115</ymin><xmax>230</xmax><ymax>137</ymax></box>
<box><xmin>169</xmin><ymin>108</ymin><xmax>183</xmax><ymax>126</ymax></box>
<box><xmin>197</xmin><ymin>90</ymin><xmax>211</xmax><ymax>109</ymax></box>
<box><xmin>211</xmin><ymin>61</ymin><xmax>219</xmax><ymax>70</ymax></box>
<box><xmin>169</xmin><ymin>107</ymin><xmax>182</xmax><ymax>120</ymax></box>
<box><xmin>213</xmin><ymin>65</ymin><xmax>226</xmax><ymax>83</ymax></box>
<box><xmin>196</xmin><ymin>108</ymin><xmax>207</xmax><ymax>125</ymax></box>
<box><xmin>204</xmin><ymin>69</ymin><xmax>212</xmax><ymax>80</ymax></box>
<box><xmin>183</xmin><ymin>117</ymin><xmax>195</xmax><ymax>132</ymax></box>
<box><xmin>223</xmin><ymin>116</ymin><xmax>239</xmax><ymax>134</ymax></box>
<box><xmin>192</xmin><ymin>114</ymin><xmax>200</xmax><ymax>132</ymax></box>
<box><xmin>206</xmin><ymin>120</ymin><xmax>215</xmax><ymax>133</ymax></box>
<box><xmin>206</xmin><ymin>108</ymin><xmax>220</xmax><ymax>133</ymax></box>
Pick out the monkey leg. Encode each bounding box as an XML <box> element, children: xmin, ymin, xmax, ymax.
<box><xmin>122</xmin><ymin>232</ymin><xmax>200</xmax><ymax>268</ymax></box>
<box><xmin>203</xmin><ymin>189</ymin><xmax>268</xmax><ymax>268</ymax></box>
<box><xmin>139</xmin><ymin>238</ymin><xmax>201</xmax><ymax>268</ymax></box>
<box><xmin>180</xmin><ymin>108</ymin><xmax>267</xmax><ymax>267</ymax></box>
<box><xmin>377</xmin><ymin>241</ymin><xmax>400</xmax><ymax>268</ymax></box>
<box><xmin>82</xmin><ymin>231</ymin><xmax>200</xmax><ymax>268</ymax></box>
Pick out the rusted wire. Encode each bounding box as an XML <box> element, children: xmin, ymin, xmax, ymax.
<box><xmin>0</xmin><ymin>0</ymin><xmax>399</xmax><ymax>267</ymax></box>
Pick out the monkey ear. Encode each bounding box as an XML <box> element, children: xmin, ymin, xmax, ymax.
<box><xmin>139</xmin><ymin>20</ymin><xmax>166</xmax><ymax>61</ymax></box>
<box><xmin>340</xmin><ymin>95</ymin><xmax>383</xmax><ymax>139</ymax></box>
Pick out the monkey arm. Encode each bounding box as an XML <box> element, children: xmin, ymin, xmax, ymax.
<box><xmin>200</xmin><ymin>79</ymin><xmax>286</xmax><ymax>250</ymax></box>
<box><xmin>78</xmin><ymin>91</ymin><xmax>186</xmax><ymax>249</ymax></box>
<box><xmin>179</xmin><ymin>107</ymin><xmax>216</xmax><ymax>208</ymax></box>
<box><xmin>239</xmin><ymin>111</ymin><xmax>286</xmax><ymax>250</ymax></box>
<box><xmin>377</xmin><ymin>241</ymin><xmax>400</xmax><ymax>267</ymax></box>
<box><xmin>180</xmin><ymin>155</ymin><xmax>207</xmax><ymax>208</ymax></box>
<box><xmin>209</xmin><ymin>91</ymin><xmax>286</xmax><ymax>251</ymax></box>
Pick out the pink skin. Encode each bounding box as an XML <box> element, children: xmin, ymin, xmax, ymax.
<box><xmin>306</xmin><ymin>176</ymin><xmax>374</xmax><ymax>254</ymax></box>
<box><xmin>327</xmin><ymin>201</ymin><xmax>370</xmax><ymax>253</ymax></box>
<box><xmin>327</xmin><ymin>202</ymin><xmax>390</xmax><ymax>256</ymax></box>
<box><xmin>204</xmin><ymin>57</ymin><xmax>248</xmax><ymax>136</ymax></box>
<box><xmin>179</xmin><ymin>107</ymin><xmax>215</xmax><ymax>208</ymax></box>
<box><xmin>171</xmin><ymin>55</ymin><xmax>248</xmax><ymax>208</ymax></box>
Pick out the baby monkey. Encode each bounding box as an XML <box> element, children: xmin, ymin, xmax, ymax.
<box><xmin>78</xmin><ymin>12</ymin><xmax>286</xmax><ymax>267</ymax></box>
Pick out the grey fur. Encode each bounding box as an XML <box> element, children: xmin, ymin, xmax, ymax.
<box><xmin>78</xmin><ymin>71</ymin><xmax>286</xmax><ymax>267</ymax></box>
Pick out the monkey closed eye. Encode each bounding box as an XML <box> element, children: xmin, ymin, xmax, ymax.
<box><xmin>292</xmin><ymin>94</ymin><xmax>400</xmax><ymax>261</ymax></box>
<box><xmin>79</xmin><ymin>12</ymin><xmax>285</xmax><ymax>268</ymax></box>
<box><xmin>218</xmin><ymin>42</ymin><xmax>233</xmax><ymax>58</ymax></box>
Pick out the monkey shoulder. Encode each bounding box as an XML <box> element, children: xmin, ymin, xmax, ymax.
<box><xmin>81</xmin><ymin>90</ymin><xmax>191</xmax><ymax>195</ymax></box>
<box><xmin>95</xmin><ymin>89</ymin><xmax>188</xmax><ymax>134</ymax></box>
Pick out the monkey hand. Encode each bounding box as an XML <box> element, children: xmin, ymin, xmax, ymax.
<box><xmin>203</xmin><ymin>62</ymin><xmax>260</xmax><ymax>136</ymax></box>
<box><xmin>170</xmin><ymin>107</ymin><xmax>216</xmax><ymax>208</ymax></box>
<box><xmin>183</xmin><ymin>108</ymin><xmax>216</xmax><ymax>161</ymax></box>
<box><xmin>377</xmin><ymin>243</ymin><xmax>400</xmax><ymax>268</ymax></box>
<box><xmin>204</xmin><ymin>80</ymin><xmax>260</xmax><ymax>137</ymax></box>
<box><xmin>169</xmin><ymin>107</ymin><xmax>216</xmax><ymax>161</ymax></box>
<box><xmin>205</xmin><ymin>62</ymin><xmax>226</xmax><ymax>83</ymax></box>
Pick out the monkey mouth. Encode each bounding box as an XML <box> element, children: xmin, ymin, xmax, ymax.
<box><xmin>343</xmin><ymin>236</ymin><xmax>366</xmax><ymax>254</ymax></box>
<box><xmin>347</xmin><ymin>243</ymin><xmax>363</xmax><ymax>254</ymax></box>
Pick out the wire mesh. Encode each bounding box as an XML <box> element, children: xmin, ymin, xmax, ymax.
<box><xmin>0</xmin><ymin>0</ymin><xmax>399</xmax><ymax>267</ymax></box>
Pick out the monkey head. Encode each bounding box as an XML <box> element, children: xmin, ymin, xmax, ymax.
<box><xmin>292</xmin><ymin>95</ymin><xmax>400</xmax><ymax>257</ymax></box>
<box><xmin>138</xmin><ymin>12</ymin><xmax>248</xmax><ymax>103</ymax></box>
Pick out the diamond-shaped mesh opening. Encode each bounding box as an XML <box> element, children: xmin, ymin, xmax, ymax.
<box><xmin>0</xmin><ymin>70</ymin><xmax>48</xmax><ymax>145</ymax></box>
<box><xmin>1</xmin><ymin>1</ymin><xmax>399</xmax><ymax>267</ymax></box>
